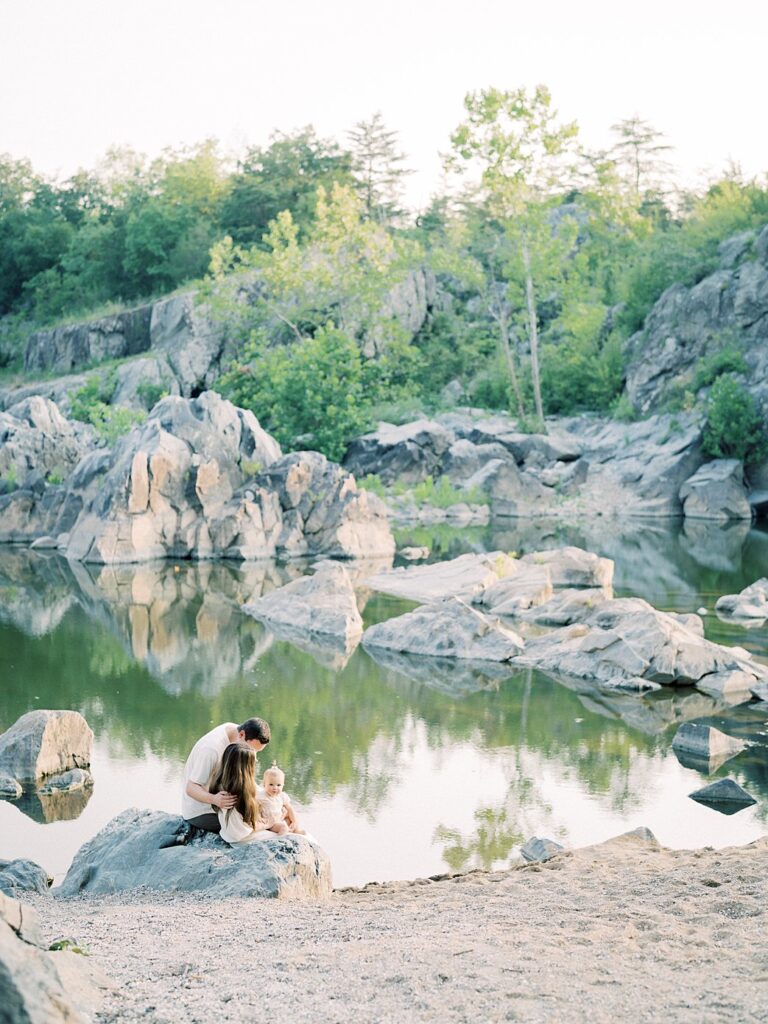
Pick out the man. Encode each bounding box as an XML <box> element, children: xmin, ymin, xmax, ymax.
<box><xmin>182</xmin><ymin>717</ymin><xmax>270</xmax><ymax>832</ymax></box>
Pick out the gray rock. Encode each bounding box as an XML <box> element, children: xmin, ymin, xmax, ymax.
<box><xmin>38</xmin><ymin>768</ymin><xmax>93</xmax><ymax>794</ymax></box>
<box><xmin>0</xmin><ymin>710</ymin><xmax>93</xmax><ymax>783</ymax></box>
<box><xmin>462</xmin><ymin>458</ymin><xmax>553</xmax><ymax>517</ymax></box>
<box><xmin>474</xmin><ymin>564</ymin><xmax>553</xmax><ymax>615</ymax></box>
<box><xmin>59</xmin><ymin>808</ymin><xmax>331</xmax><ymax>899</ymax></box>
<box><xmin>520</xmin><ymin>837</ymin><xmax>565</xmax><ymax>863</ymax></box>
<box><xmin>680</xmin><ymin>460</ymin><xmax>752</xmax><ymax>521</ymax></box>
<box><xmin>362</xmin><ymin>597</ymin><xmax>524</xmax><ymax>661</ymax></box>
<box><xmin>110</xmin><ymin>354</ymin><xmax>180</xmax><ymax>410</ymax></box>
<box><xmin>689</xmin><ymin>778</ymin><xmax>757</xmax><ymax>812</ymax></box>
<box><xmin>514</xmin><ymin>597</ymin><xmax>766</xmax><ymax>690</ymax></box>
<box><xmin>0</xmin><ymin>396</ymin><xmax>96</xmax><ymax>496</ymax></box>
<box><xmin>672</xmin><ymin>723</ymin><xmax>747</xmax><ymax>771</ymax></box>
<box><xmin>399</xmin><ymin>546</ymin><xmax>430</xmax><ymax>561</ymax></box>
<box><xmin>461</xmin><ymin>419</ymin><xmax>582</xmax><ymax>464</ymax></box>
<box><xmin>441</xmin><ymin>439</ymin><xmax>516</xmax><ymax>483</ymax></box>
<box><xmin>520</xmin><ymin>587</ymin><xmax>612</xmax><ymax>625</ymax></box>
<box><xmin>715</xmin><ymin>579</ymin><xmax>768</xmax><ymax>620</ymax></box>
<box><xmin>0</xmin><ymin>859</ymin><xmax>52</xmax><ymax>896</ymax></box>
<box><xmin>0</xmin><ymin>890</ymin><xmax>112</xmax><ymax>1020</ymax></box>
<box><xmin>695</xmin><ymin>669</ymin><xmax>758</xmax><ymax>702</ymax></box>
<box><xmin>343</xmin><ymin>419</ymin><xmax>453</xmax><ymax>484</ymax></box>
<box><xmin>520</xmin><ymin>546</ymin><xmax>614</xmax><ymax>588</ymax></box>
<box><xmin>366</xmin><ymin>551</ymin><xmax>518</xmax><ymax>604</ymax></box>
<box><xmin>243</xmin><ymin>561</ymin><xmax>363</xmax><ymax>642</ymax></box>
<box><xmin>0</xmin><ymin>774</ymin><xmax>22</xmax><ymax>798</ymax></box>
<box><xmin>25</xmin><ymin>303</ymin><xmax>153</xmax><ymax>374</ymax></box>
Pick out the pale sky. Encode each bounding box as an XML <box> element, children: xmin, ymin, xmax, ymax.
<box><xmin>1</xmin><ymin>0</ymin><xmax>766</xmax><ymax>210</ymax></box>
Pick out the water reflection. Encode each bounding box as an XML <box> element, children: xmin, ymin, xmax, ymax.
<box><xmin>14</xmin><ymin>783</ymin><xmax>94</xmax><ymax>824</ymax></box>
<box><xmin>0</xmin><ymin>518</ymin><xmax>767</xmax><ymax>883</ymax></box>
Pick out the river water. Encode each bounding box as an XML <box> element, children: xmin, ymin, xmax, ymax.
<box><xmin>1</xmin><ymin>516</ymin><xmax>767</xmax><ymax>887</ymax></box>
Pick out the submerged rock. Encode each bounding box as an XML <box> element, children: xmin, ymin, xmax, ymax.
<box><xmin>38</xmin><ymin>767</ymin><xmax>93</xmax><ymax>795</ymax></box>
<box><xmin>243</xmin><ymin>561</ymin><xmax>363</xmax><ymax>642</ymax></box>
<box><xmin>0</xmin><ymin>710</ymin><xmax>93</xmax><ymax>784</ymax></box>
<box><xmin>59</xmin><ymin>808</ymin><xmax>331</xmax><ymax>899</ymax></box>
<box><xmin>715</xmin><ymin>579</ymin><xmax>768</xmax><ymax>621</ymax></box>
<box><xmin>362</xmin><ymin>597</ymin><xmax>524</xmax><ymax>662</ymax></box>
<box><xmin>366</xmin><ymin>551</ymin><xmax>517</xmax><ymax>604</ymax></box>
<box><xmin>689</xmin><ymin>778</ymin><xmax>757</xmax><ymax>813</ymax></box>
<box><xmin>679</xmin><ymin>460</ymin><xmax>752</xmax><ymax>521</ymax></box>
<box><xmin>672</xmin><ymin>723</ymin><xmax>747</xmax><ymax>772</ymax></box>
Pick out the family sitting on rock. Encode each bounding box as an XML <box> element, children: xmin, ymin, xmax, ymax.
<box><xmin>181</xmin><ymin>717</ymin><xmax>306</xmax><ymax>843</ymax></box>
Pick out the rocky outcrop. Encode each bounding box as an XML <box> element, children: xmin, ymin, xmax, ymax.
<box><xmin>473</xmin><ymin>565</ymin><xmax>553</xmax><ymax>615</ymax></box>
<box><xmin>519</xmin><ymin>546</ymin><xmax>614</xmax><ymax>588</ymax></box>
<box><xmin>688</xmin><ymin>778</ymin><xmax>756</xmax><ymax>812</ymax></box>
<box><xmin>366</xmin><ymin>551</ymin><xmax>517</xmax><ymax>603</ymax></box>
<box><xmin>462</xmin><ymin>458</ymin><xmax>553</xmax><ymax>517</ymax></box>
<box><xmin>0</xmin><ymin>710</ymin><xmax>92</xmax><ymax>784</ymax></box>
<box><xmin>624</xmin><ymin>224</ymin><xmax>768</xmax><ymax>415</ymax></box>
<box><xmin>519</xmin><ymin>587</ymin><xmax>612</xmax><ymax>626</ymax></box>
<box><xmin>671</xmin><ymin>723</ymin><xmax>747</xmax><ymax>771</ymax></box>
<box><xmin>362</xmin><ymin>597</ymin><xmax>524</xmax><ymax>661</ymax></box>
<box><xmin>59</xmin><ymin>809</ymin><xmax>332</xmax><ymax>899</ymax></box>
<box><xmin>0</xmin><ymin>392</ymin><xmax>394</xmax><ymax>564</ymax></box>
<box><xmin>0</xmin><ymin>890</ymin><xmax>112</xmax><ymax>1020</ymax></box>
<box><xmin>715</xmin><ymin>578</ymin><xmax>768</xmax><ymax>620</ymax></box>
<box><xmin>25</xmin><ymin>304</ymin><xmax>154</xmax><ymax>375</ymax></box>
<box><xmin>343</xmin><ymin>419</ymin><xmax>453</xmax><ymax>484</ymax></box>
<box><xmin>679</xmin><ymin>460</ymin><xmax>752</xmax><ymax>520</ymax></box>
<box><xmin>513</xmin><ymin>597</ymin><xmax>767</xmax><ymax>692</ymax></box>
<box><xmin>243</xmin><ymin>561</ymin><xmax>363</xmax><ymax>642</ymax></box>
<box><xmin>0</xmin><ymin>396</ymin><xmax>95</xmax><ymax>489</ymax></box>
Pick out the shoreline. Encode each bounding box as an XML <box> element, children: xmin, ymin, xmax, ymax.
<box><xmin>25</xmin><ymin>830</ymin><xmax>768</xmax><ymax>1023</ymax></box>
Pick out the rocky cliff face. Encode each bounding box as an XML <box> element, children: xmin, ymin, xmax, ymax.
<box><xmin>624</xmin><ymin>224</ymin><xmax>768</xmax><ymax>414</ymax></box>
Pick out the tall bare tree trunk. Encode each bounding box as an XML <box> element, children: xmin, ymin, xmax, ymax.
<box><xmin>521</xmin><ymin>240</ymin><xmax>545</xmax><ymax>428</ymax></box>
<box><xmin>499</xmin><ymin>314</ymin><xmax>526</xmax><ymax>420</ymax></box>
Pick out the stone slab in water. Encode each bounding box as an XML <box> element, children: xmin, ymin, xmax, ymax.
<box><xmin>520</xmin><ymin>837</ymin><xmax>564</xmax><ymax>863</ymax></box>
<box><xmin>366</xmin><ymin>551</ymin><xmax>517</xmax><ymax>603</ymax></box>
<box><xmin>689</xmin><ymin>778</ymin><xmax>757</xmax><ymax>813</ymax></box>
<box><xmin>59</xmin><ymin>808</ymin><xmax>332</xmax><ymax>900</ymax></box>
<box><xmin>672</xmin><ymin>723</ymin><xmax>747</xmax><ymax>773</ymax></box>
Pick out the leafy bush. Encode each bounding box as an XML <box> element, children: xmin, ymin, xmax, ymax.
<box><xmin>692</xmin><ymin>345</ymin><xmax>748</xmax><ymax>390</ymax></box>
<box><xmin>136</xmin><ymin>380</ymin><xmax>169</xmax><ymax>410</ymax></box>
<box><xmin>359</xmin><ymin>474</ymin><xmax>386</xmax><ymax>498</ymax></box>
<box><xmin>88</xmin><ymin>403</ymin><xmax>146</xmax><ymax>446</ymax></box>
<box><xmin>610</xmin><ymin>393</ymin><xmax>638</xmax><ymax>422</ymax></box>
<box><xmin>412</xmin><ymin>475</ymin><xmax>488</xmax><ymax>508</ymax></box>
<box><xmin>69</xmin><ymin>372</ymin><xmax>117</xmax><ymax>423</ymax></box>
<box><xmin>702</xmin><ymin>374</ymin><xmax>768</xmax><ymax>467</ymax></box>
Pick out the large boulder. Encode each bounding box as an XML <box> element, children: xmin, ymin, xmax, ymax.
<box><xmin>243</xmin><ymin>561</ymin><xmax>363</xmax><ymax>642</ymax></box>
<box><xmin>513</xmin><ymin>597</ymin><xmax>767</xmax><ymax>691</ymax></box>
<box><xmin>519</xmin><ymin>546</ymin><xmax>614</xmax><ymax>588</ymax></box>
<box><xmin>24</xmin><ymin>303</ymin><xmax>153</xmax><ymax>374</ymax></box>
<box><xmin>672</xmin><ymin>723</ymin><xmax>747</xmax><ymax>772</ymax></box>
<box><xmin>362</xmin><ymin>597</ymin><xmax>524</xmax><ymax>661</ymax></box>
<box><xmin>679</xmin><ymin>460</ymin><xmax>752</xmax><ymax>520</ymax></box>
<box><xmin>0</xmin><ymin>710</ymin><xmax>93</xmax><ymax>784</ymax></box>
<box><xmin>365</xmin><ymin>551</ymin><xmax>518</xmax><ymax>603</ymax></box>
<box><xmin>689</xmin><ymin>778</ymin><xmax>757</xmax><ymax>813</ymax></box>
<box><xmin>0</xmin><ymin>396</ymin><xmax>95</xmax><ymax>489</ymax></box>
<box><xmin>0</xmin><ymin>859</ymin><xmax>52</xmax><ymax>896</ymax></box>
<box><xmin>441</xmin><ymin>439</ymin><xmax>517</xmax><ymax>483</ymax></box>
<box><xmin>457</xmin><ymin>417</ymin><xmax>582</xmax><ymax>464</ymax></box>
<box><xmin>59</xmin><ymin>809</ymin><xmax>331</xmax><ymax>899</ymax></box>
<box><xmin>473</xmin><ymin>564</ymin><xmax>553</xmax><ymax>615</ymax></box>
<box><xmin>0</xmin><ymin>890</ymin><xmax>112</xmax><ymax>1021</ymax></box>
<box><xmin>519</xmin><ymin>587</ymin><xmax>612</xmax><ymax>625</ymax></box>
<box><xmin>462</xmin><ymin>459</ymin><xmax>553</xmax><ymax>517</ymax></box>
<box><xmin>715</xmin><ymin>578</ymin><xmax>768</xmax><ymax>620</ymax></box>
<box><xmin>343</xmin><ymin>419</ymin><xmax>453</xmax><ymax>485</ymax></box>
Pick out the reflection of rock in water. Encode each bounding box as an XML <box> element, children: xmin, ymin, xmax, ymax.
<box><xmin>63</xmin><ymin>560</ymin><xmax>298</xmax><ymax>696</ymax></box>
<box><xmin>365</xmin><ymin>644</ymin><xmax>519</xmax><ymax>698</ymax></box>
<box><xmin>544</xmin><ymin>669</ymin><xmax>731</xmax><ymax>736</ymax></box>
<box><xmin>0</xmin><ymin>549</ymin><xmax>76</xmax><ymax>636</ymax></box>
<box><xmin>680</xmin><ymin>519</ymin><xmax>751</xmax><ymax>573</ymax></box>
<box><xmin>264</xmin><ymin>621</ymin><xmax>360</xmax><ymax>672</ymax></box>
<box><xmin>13</xmin><ymin>782</ymin><xmax>93</xmax><ymax>823</ymax></box>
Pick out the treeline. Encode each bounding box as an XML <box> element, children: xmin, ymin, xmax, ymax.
<box><xmin>2</xmin><ymin>90</ymin><xmax>768</xmax><ymax>456</ymax></box>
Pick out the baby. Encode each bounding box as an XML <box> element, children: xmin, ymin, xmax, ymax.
<box><xmin>258</xmin><ymin>763</ymin><xmax>304</xmax><ymax>836</ymax></box>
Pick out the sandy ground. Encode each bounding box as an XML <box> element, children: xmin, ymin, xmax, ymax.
<box><xmin>26</xmin><ymin>832</ymin><xmax>768</xmax><ymax>1024</ymax></box>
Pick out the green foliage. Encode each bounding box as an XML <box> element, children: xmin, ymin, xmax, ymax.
<box><xmin>702</xmin><ymin>374</ymin><xmax>768</xmax><ymax>467</ymax></box>
<box><xmin>69</xmin><ymin>372</ymin><xmax>117</xmax><ymax>423</ymax></box>
<box><xmin>46</xmin><ymin>467</ymin><xmax>65</xmax><ymax>485</ymax></box>
<box><xmin>359</xmin><ymin>474</ymin><xmax>386</xmax><ymax>498</ymax></box>
<box><xmin>692</xmin><ymin>345</ymin><xmax>748</xmax><ymax>390</ymax></box>
<box><xmin>610</xmin><ymin>393</ymin><xmax>638</xmax><ymax>422</ymax></box>
<box><xmin>240</xmin><ymin>459</ymin><xmax>262</xmax><ymax>478</ymax></box>
<box><xmin>88</xmin><ymin>403</ymin><xmax>146</xmax><ymax>446</ymax></box>
<box><xmin>136</xmin><ymin>379</ymin><xmax>168</xmax><ymax>410</ymax></box>
<box><xmin>221</xmin><ymin>326</ymin><xmax>371</xmax><ymax>462</ymax></box>
<box><xmin>0</xmin><ymin>465</ymin><xmax>18</xmax><ymax>491</ymax></box>
<box><xmin>411</xmin><ymin>475</ymin><xmax>488</xmax><ymax>508</ymax></box>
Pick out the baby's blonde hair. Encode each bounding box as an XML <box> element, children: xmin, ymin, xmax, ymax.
<box><xmin>263</xmin><ymin>761</ymin><xmax>285</xmax><ymax>784</ymax></box>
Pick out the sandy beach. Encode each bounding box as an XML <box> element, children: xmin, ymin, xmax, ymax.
<box><xmin>25</xmin><ymin>830</ymin><xmax>768</xmax><ymax>1024</ymax></box>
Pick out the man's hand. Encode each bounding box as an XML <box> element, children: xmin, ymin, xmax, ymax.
<box><xmin>211</xmin><ymin>791</ymin><xmax>237</xmax><ymax>809</ymax></box>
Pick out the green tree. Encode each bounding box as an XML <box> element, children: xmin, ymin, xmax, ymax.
<box><xmin>449</xmin><ymin>86</ymin><xmax>579</xmax><ymax>425</ymax></box>
<box><xmin>702</xmin><ymin>374</ymin><xmax>768</xmax><ymax>467</ymax></box>
<box><xmin>348</xmin><ymin>112</ymin><xmax>412</xmax><ymax>223</ymax></box>
<box><xmin>610</xmin><ymin>116</ymin><xmax>673</xmax><ymax>199</ymax></box>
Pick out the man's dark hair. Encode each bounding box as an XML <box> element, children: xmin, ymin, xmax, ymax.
<box><xmin>238</xmin><ymin>717</ymin><xmax>270</xmax><ymax>744</ymax></box>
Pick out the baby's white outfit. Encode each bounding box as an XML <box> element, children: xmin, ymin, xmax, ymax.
<box><xmin>257</xmin><ymin>786</ymin><xmax>291</xmax><ymax>827</ymax></box>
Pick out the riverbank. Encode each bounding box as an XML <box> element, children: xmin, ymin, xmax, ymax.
<box><xmin>27</xmin><ymin>830</ymin><xmax>768</xmax><ymax>1023</ymax></box>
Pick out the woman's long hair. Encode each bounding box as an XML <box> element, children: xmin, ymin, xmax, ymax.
<box><xmin>208</xmin><ymin>742</ymin><xmax>260</xmax><ymax>828</ymax></box>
